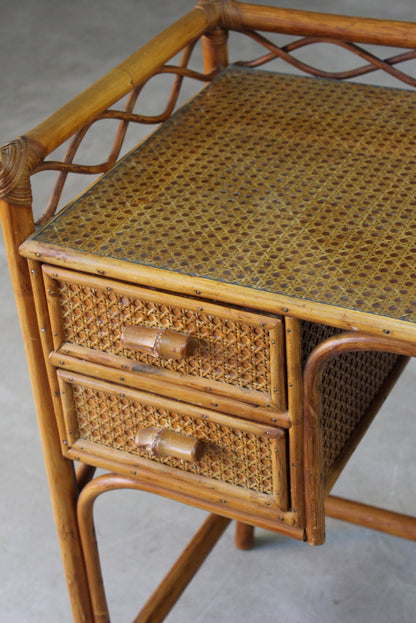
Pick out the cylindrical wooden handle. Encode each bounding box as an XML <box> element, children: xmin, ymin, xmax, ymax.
<box><xmin>135</xmin><ymin>428</ymin><xmax>204</xmax><ymax>463</ymax></box>
<box><xmin>121</xmin><ymin>326</ymin><xmax>194</xmax><ymax>360</ymax></box>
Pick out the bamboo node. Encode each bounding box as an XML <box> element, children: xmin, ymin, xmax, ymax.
<box><xmin>204</xmin><ymin>25</ymin><xmax>229</xmax><ymax>48</ymax></box>
<box><xmin>0</xmin><ymin>136</ymin><xmax>46</xmax><ymax>205</ymax></box>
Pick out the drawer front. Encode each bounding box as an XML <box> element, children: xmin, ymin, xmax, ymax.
<box><xmin>43</xmin><ymin>266</ymin><xmax>286</xmax><ymax>409</ymax></box>
<box><xmin>58</xmin><ymin>370</ymin><xmax>288</xmax><ymax>511</ymax></box>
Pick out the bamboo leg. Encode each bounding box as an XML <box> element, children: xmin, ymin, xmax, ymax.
<box><xmin>234</xmin><ymin>522</ymin><xmax>255</xmax><ymax>550</ymax></box>
<box><xmin>77</xmin><ymin>480</ymin><xmax>112</xmax><ymax>623</ymax></box>
<box><xmin>325</xmin><ymin>495</ymin><xmax>416</xmax><ymax>541</ymax></box>
<box><xmin>77</xmin><ymin>473</ymin><xmax>231</xmax><ymax>623</ymax></box>
<box><xmin>0</xmin><ymin>200</ymin><xmax>93</xmax><ymax>622</ymax></box>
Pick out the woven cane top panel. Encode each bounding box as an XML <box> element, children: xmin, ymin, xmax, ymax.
<box><xmin>32</xmin><ymin>66</ymin><xmax>416</xmax><ymax>323</ymax></box>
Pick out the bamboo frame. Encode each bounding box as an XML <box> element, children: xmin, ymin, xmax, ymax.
<box><xmin>202</xmin><ymin>26</ymin><xmax>229</xmax><ymax>73</ymax></box>
<box><xmin>325</xmin><ymin>496</ymin><xmax>416</xmax><ymax>541</ymax></box>
<box><xmin>285</xmin><ymin>317</ymin><xmax>306</xmax><ymax>528</ymax></box>
<box><xmin>77</xmin><ymin>472</ymin><xmax>231</xmax><ymax>623</ymax></box>
<box><xmin>2</xmin><ymin>1</ymin><xmax>416</xmax><ymax>621</ymax></box>
<box><xmin>21</xmin><ymin>242</ymin><xmax>416</xmax><ymax>348</ymax></box>
<box><xmin>0</xmin><ymin>199</ymin><xmax>93</xmax><ymax>622</ymax></box>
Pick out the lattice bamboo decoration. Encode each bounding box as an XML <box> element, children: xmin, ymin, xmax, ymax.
<box><xmin>25</xmin><ymin>24</ymin><xmax>416</xmax><ymax>227</ymax></box>
<box><xmin>235</xmin><ymin>32</ymin><xmax>416</xmax><ymax>86</ymax></box>
<box><xmin>35</xmin><ymin>40</ymin><xmax>217</xmax><ymax>225</ymax></box>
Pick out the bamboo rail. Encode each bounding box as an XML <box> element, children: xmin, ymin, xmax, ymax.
<box><xmin>234</xmin><ymin>3</ymin><xmax>416</xmax><ymax>48</ymax></box>
<box><xmin>12</xmin><ymin>1</ymin><xmax>416</xmax><ymax>162</ymax></box>
<box><xmin>24</xmin><ymin>6</ymin><xmax>214</xmax><ymax>155</ymax></box>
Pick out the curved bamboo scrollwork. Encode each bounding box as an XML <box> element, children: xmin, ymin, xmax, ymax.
<box><xmin>35</xmin><ymin>40</ymin><xmax>218</xmax><ymax>226</ymax></box>
<box><xmin>31</xmin><ymin>28</ymin><xmax>416</xmax><ymax>226</ymax></box>
<box><xmin>235</xmin><ymin>32</ymin><xmax>416</xmax><ymax>87</ymax></box>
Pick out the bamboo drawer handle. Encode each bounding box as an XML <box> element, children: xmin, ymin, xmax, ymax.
<box><xmin>121</xmin><ymin>326</ymin><xmax>194</xmax><ymax>360</ymax></box>
<box><xmin>135</xmin><ymin>428</ymin><xmax>205</xmax><ymax>463</ymax></box>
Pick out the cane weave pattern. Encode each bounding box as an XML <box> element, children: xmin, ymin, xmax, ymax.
<box><xmin>32</xmin><ymin>66</ymin><xmax>416</xmax><ymax>324</ymax></box>
<box><xmin>302</xmin><ymin>322</ymin><xmax>400</xmax><ymax>473</ymax></box>
<box><xmin>56</xmin><ymin>278</ymin><xmax>275</xmax><ymax>397</ymax></box>
<box><xmin>71</xmin><ymin>382</ymin><xmax>276</xmax><ymax>495</ymax></box>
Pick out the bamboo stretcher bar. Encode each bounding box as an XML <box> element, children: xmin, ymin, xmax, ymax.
<box><xmin>326</xmin><ymin>496</ymin><xmax>416</xmax><ymax>541</ymax></box>
<box><xmin>133</xmin><ymin>514</ymin><xmax>231</xmax><ymax>623</ymax></box>
<box><xmin>235</xmin><ymin>3</ymin><xmax>416</xmax><ymax>48</ymax></box>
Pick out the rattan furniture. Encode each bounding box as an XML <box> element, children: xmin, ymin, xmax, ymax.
<box><xmin>1</xmin><ymin>1</ymin><xmax>416</xmax><ymax>621</ymax></box>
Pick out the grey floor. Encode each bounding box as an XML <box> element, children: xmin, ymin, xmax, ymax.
<box><xmin>1</xmin><ymin>0</ymin><xmax>416</xmax><ymax>621</ymax></box>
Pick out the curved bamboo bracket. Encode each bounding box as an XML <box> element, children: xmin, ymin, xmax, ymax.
<box><xmin>77</xmin><ymin>472</ymin><xmax>231</xmax><ymax>622</ymax></box>
<box><xmin>303</xmin><ymin>331</ymin><xmax>416</xmax><ymax>546</ymax></box>
<box><xmin>0</xmin><ymin>136</ymin><xmax>46</xmax><ymax>206</ymax></box>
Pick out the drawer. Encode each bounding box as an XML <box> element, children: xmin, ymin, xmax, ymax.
<box><xmin>57</xmin><ymin>370</ymin><xmax>289</xmax><ymax>512</ymax></box>
<box><xmin>43</xmin><ymin>266</ymin><xmax>286</xmax><ymax>409</ymax></box>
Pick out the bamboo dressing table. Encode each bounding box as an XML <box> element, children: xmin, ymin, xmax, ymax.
<box><xmin>1</xmin><ymin>1</ymin><xmax>416</xmax><ymax>621</ymax></box>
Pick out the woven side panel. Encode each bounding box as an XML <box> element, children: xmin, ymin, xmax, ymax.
<box><xmin>72</xmin><ymin>383</ymin><xmax>274</xmax><ymax>494</ymax></box>
<box><xmin>302</xmin><ymin>322</ymin><xmax>400</xmax><ymax>473</ymax></box>
<box><xmin>56</xmin><ymin>280</ymin><xmax>273</xmax><ymax>394</ymax></box>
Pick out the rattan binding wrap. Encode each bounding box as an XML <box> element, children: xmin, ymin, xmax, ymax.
<box><xmin>71</xmin><ymin>382</ymin><xmax>275</xmax><ymax>495</ymax></box>
<box><xmin>301</xmin><ymin>322</ymin><xmax>401</xmax><ymax>473</ymax></box>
